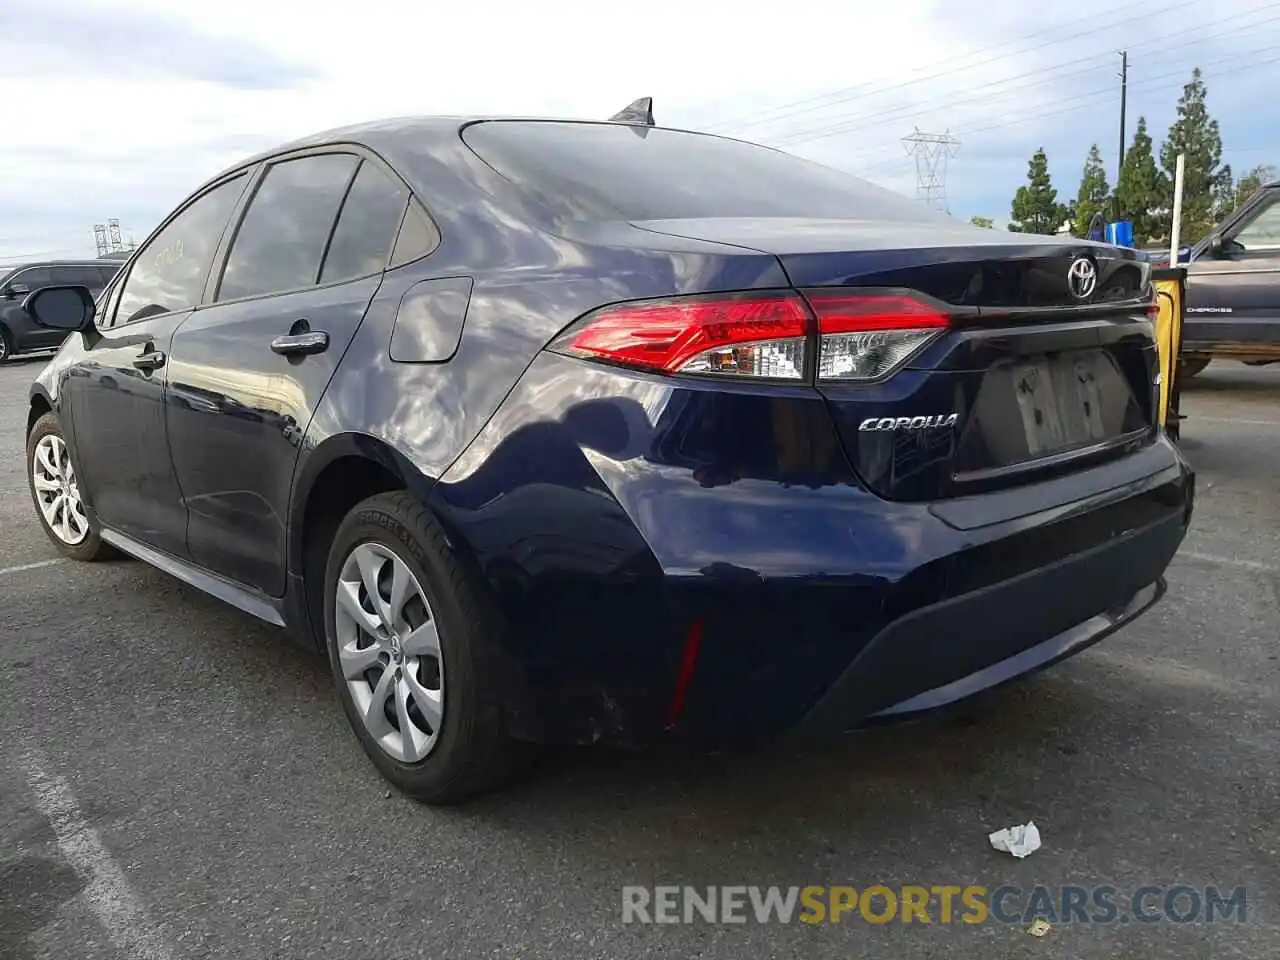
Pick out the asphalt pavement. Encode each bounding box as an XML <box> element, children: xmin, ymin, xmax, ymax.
<box><xmin>1</xmin><ymin>354</ymin><xmax>1277</xmax><ymax>960</ymax></box>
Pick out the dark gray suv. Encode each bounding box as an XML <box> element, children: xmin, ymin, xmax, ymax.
<box><xmin>0</xmin><ymin>260</ymin><xmax>122</xmax><ymax>361</ymax></box>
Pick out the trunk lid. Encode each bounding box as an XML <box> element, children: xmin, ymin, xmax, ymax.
<box><xmin>634</xmin><ymin>217</ymin><xmax>1159</xmax><ymax>501</ymax></box>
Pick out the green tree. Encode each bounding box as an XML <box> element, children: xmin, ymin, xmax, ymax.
<box><xmin>1073</xmin><ymin>144</ymin><xmax>1111</xmax><ymax>237</ymax></box>
<box><xmin>1010</xmin><ymin>148</ymin><xmax>1062</xmax><ymax>234</ymax></box>
<box><xmin>1115</xmin><ymin>117</ymin><xmax>1166</xmax><ymax>246</ymax></box>
<box><xmin>1159</xmin><ymin>67</ymin><xmax>1233</xmax><ymax>242</ymax></box>
<box><xmin>1229</xmin><ymin>164</ymin><xmax>1277</xmax><ymax>211</ymax></box>
<box><xmin>969</xmin><ymin>215</ymin><xmax>995</xmax><ymax>228</ymax></box>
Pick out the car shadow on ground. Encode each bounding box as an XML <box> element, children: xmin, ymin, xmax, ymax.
<box><xmin>1180</xmin><ymin>365</ymin><xmax>1280</xmax><ymax>396</ymax></box>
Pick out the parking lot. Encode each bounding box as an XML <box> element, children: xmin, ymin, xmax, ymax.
<box><xmin>1</xmin><ymin>356</ymin><xmax>1277</xmax><ymax>959</ymax></box>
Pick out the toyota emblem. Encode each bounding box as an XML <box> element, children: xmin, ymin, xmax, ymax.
<box><xmin>1067</xmin><ymin>257</ymin><xmax>1097</xmax><ymax>300</ymax></box>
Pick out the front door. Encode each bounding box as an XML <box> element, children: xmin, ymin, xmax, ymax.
<box><xmin>1184</xmin><ymin>188</ymin><xmax>1280</xmax><ymax>351</ymax></box>
<box><xmin>166</xmin><ymin>151</ymin><xmax>411</xmax><ymax>595</ymax></box>
<box><xmin>63</xmin><ymin>309</ymin><xmax>193</xmax><ymax>554</ymax></box>
<box><xmin>64</xmin><ymin>171</ymin><xmax>252</xmax><ymax>555</ymax></box>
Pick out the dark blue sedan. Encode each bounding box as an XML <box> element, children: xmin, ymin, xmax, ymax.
<box><xmin>22</xmin><ymin>110</ymin><xmax>1193</xmax><ymax>802</ymax></box>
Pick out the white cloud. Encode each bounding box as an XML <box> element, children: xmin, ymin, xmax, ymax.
<box><xmin>0</xmin><ymin>0</ymin><xmax>1275</xmax><ymax>261</ymax></box>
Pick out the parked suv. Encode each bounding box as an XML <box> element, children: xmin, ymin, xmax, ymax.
<box><xmin>0</xmin><ymin>260</ymin><xmax>120</xmax><ymax>361</ymax></box>
<box><xmin>1180</xmin><ymin>179</ymin><xmax>1280</xmax><ymax>377</ymax></box>
<box><xmin>23</xmin><ymin>116</ymin><xmax>1193</xmax><ymax>803</ymax></box>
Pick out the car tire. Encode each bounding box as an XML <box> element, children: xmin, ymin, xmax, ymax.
<box><xmin>0</xmin><ymin>326</ymin><xmax>11</xmax><ymax>363</ymax></box>
<box><xmin>1179</xmin><ymin>356</ymin><xmax>1210</xmax><ymax>379</ymax></box>
<box><xmin>26</xmin><ymin>412</ymin><xmax>110</xmax><ymax>561</ymax></box>
<box><xmin>323</xmin><ymin>491</ymin><xmax>536</xmax><ymax>804</ymax></box>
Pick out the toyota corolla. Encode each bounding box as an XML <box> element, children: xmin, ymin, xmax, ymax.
<box><xmin>23</xmin><ymin>109</ymin><xmax>1194</xmax><ymax>803</ymax></box>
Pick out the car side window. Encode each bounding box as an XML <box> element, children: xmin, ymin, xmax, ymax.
<box><xmin>1232</xmin><ymin>197</ymin><xmax>1280</xmax><ymax>253</ymax></box>
<box><xmin>390</xmin><ymin>203</ymin><xmax>441</xmax><ymax>266</ymax></box>
<box><xmin>95</xmin><ymin>282</ymin><xmax>118</xmax><ymax>327</ymax></box>
<box><xmin>218</xmin><ymin>153</ymin><xmax>359</xmax><ymax>302</ymax></box>
<box><xmin>10</xmin><ymin>267</ymin><xmax>53</xmax><ymax>291</ymax></box>
<box><xmin>51</xmin><ymin>266</ymin><xmax>105</xmax><ymax>297</ymax></box>
<box><xmin>114</xmin><ymin>173</ymin><xmax>250</xmax><ymax>326</ymax></box>
<box><xmin>319</xmin><ymin>161</ymin><xmax>409</xmax><ymax>284</ymax></box>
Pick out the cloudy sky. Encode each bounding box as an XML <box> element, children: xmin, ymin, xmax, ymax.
<box><xmin>1</xmin><ymin>0</ymin><xmax>1276</xmax><ymax>263</ymax></box>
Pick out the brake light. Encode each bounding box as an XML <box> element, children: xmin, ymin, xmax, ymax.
<box><xmin>551</xmin><ymin>289</ymin><xmax>951</xmax><ymax>383</ymax></box>
<box><xmin>552</xmin><ymin>292</ymin><xmax>810</xmax><ymax>380</ymax></box>
<box><xmin>805</xmin><ymin>291</ymin><xmax>949</xmax><ymax>382</ymax></box>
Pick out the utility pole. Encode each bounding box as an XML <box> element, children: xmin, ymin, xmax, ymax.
<box><xmin>1116</xmin><ymin>50</ymin><xmax>1128</xmax><ymax>219</ymax></box>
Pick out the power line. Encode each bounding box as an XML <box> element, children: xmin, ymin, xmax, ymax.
<box><xmin>704</xmin><ymin>0</ymin><xmax>1204</xmax><ymax>134</ymax></box>
<box><xmin>957</xmin><ymin>49</ymin><xmax>1280</xmax><ymax>142</ymax></box>
<box><xmin>793</xmin><ymin>42</ymin><xmax>1280</xmax><ymax>175</ymax></box>
<box><xmin>765</xmin><ymin>11</ymin><xmax>1280</xmax><ymax>148</ymax></box>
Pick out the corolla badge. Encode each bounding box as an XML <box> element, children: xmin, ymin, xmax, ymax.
<box><xmin>858</xmin><ymin>414</ymin><xmax>958</xmax><ymax>431</ymax></box>
<box><xmin>1067</xmin><ymin>257</ymin><xmax>1098</xmax><ymax>299</ymax></box>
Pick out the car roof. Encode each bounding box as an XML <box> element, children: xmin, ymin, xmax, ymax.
<box><xmin>3</xmin><ymin>258</ymin><xmax>120</xmax><ymax>272</ymax></box>
<box><xmin>203</xmin><ymin>114</ymin><xmax>686</xmax><ymax>189</ymax></box>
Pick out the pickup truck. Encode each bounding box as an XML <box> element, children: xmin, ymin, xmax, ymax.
<box><xmin>1179</xmin><ymin>178</ymin><xmax>1280</xmax><ymax>377</ymax></box>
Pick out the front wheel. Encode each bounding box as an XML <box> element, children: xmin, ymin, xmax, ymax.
<box><xmin>323</xmin><ymin>491</ymin><xmax>535</xmax><ymax>804</ymax></box>
<box><xmin>0</xmin><ymin>326</ymin><xmax>11</xmax><ymax>363</ymax></box>
<box><xmin>26</xmin><ymin>412</ymin><xmax>109</xmax><ymax>561</ymax></box>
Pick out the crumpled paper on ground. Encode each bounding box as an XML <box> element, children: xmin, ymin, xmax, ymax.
<box><xmin>989</xmin><ymin>821</ymin><xmax>1041</xmax><ymax>858</ymax></box>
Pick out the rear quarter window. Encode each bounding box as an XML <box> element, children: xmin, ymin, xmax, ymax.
<box><xmin>461</xmin><ymin>120</ymin><xmax>953</xmax><ymax>225</ymax></box>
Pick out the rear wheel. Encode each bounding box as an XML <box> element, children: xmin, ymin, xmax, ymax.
<box><xmin>323</xmin><ymin>491</ymin><xmax>534</xmax><ymax>804</ymax></box>
<box><xmin>1179</xmin><ymin>356</ymin><xmax>1210</xmax><ymax>379</ymax></box>
<box><xmin>26</xmin><ymin>413</ymin><xmax>109</xmax><ymax>561</ymax></box>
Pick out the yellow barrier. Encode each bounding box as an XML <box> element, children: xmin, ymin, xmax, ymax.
<box><xmin>1151</xmin><ymin>267</ymin><xmax>1186</xmax><ymax>441</ymax></box>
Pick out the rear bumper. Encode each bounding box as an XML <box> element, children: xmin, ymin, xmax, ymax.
<box><xmin>797</xmin><ymin>520</ymin><xmax>1177</xmax><ymax>734</ymax></box>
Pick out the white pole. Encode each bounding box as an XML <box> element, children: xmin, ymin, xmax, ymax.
<box><xmin>1169</xmin><ymin>152</ymin><xmax>1186</xmax><ymax>264</ymax></box>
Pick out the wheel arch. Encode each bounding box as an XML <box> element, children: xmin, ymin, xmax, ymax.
<box><xmin>27</xmin><ymin>389</ymin><xmax>54</xmax><ymax>437</ymax></box>
<box><xmin>289</xmin><ymin>433</ymin><xmax>459</xmax><ymax>648</ymax></box>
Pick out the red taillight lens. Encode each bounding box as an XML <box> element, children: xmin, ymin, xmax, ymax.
<box><xmin>805</xmin><ymin>291</ymin><xmax>949</xmax><ymax>383</ymax></box>
<box><xmin>552</xmin><ymin>289</ymin><xmax>952</xmax><ymax>383</ymax></box>
<box><xmin>553</xmin><ymin>292</ymin><xmax>811</xmax><ymax>380</ymax></box>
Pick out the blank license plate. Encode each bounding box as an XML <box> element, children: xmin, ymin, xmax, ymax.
<box><xmin>1011</xmin><ymin>354</ymin><xmax>1110</xmax><ymax>456</ymax></box>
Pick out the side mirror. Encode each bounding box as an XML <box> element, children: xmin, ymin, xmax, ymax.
<box><xmin>22</xmin><ymin>284</ymin><xmax>96</xmax><ymax>332</ymax></box>
<box><xmin>1208</xmin><ymin>233</ymin><xmax>1225</xmax><ymax>257</ymax></box>
<box><xmin>6</xmin><ymin>282</ymin><xmax>30</xmax><ymax>300</ymax></box>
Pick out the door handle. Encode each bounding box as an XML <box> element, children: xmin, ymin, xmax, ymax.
<box><xmin>270</xmin><ymin>331</ymin><xmax>329</xmax><ymax>357</ymax></box>
<box><xmin>133</xmin><ymin>349</ymin><xmax>166</xmax><ymax>371</ymax></box>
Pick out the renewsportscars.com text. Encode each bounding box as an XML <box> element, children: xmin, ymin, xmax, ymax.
<box><xmin>621</xmin><ymin>884</ymin><xmax>1247</xmax><ymax>926</ymax></box>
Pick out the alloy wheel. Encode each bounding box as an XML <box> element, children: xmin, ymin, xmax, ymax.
<box><xmin>334</xmin><ymin>542</ymin><xmax>445</xmax><ymax>763</ymax></box>
<box><xmin>32</xmin><ymin>434</ymin><xmax>89</xmax><ymax>545</ymax></box>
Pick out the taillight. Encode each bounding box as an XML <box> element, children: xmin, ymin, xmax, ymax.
<box><xmin>551</xmin><ymin>292</ymin><xmax>810</xmax><ymax>380</ymax></box>
<box><xmin>805</xmin><ymin>291</ymin><xmax>949</xmax><ymax>383</ymax></box>
<box><xmin>550</xmin><ymin>288</ymin><xmax>951</xmax><ymax>383</ymax></box>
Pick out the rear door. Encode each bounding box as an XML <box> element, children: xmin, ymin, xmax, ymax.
<box><xmin>1183</xmin><ymin>188</ymin><xmax>1280</xmax><ymax>352</ymax></box>
<box><xmin>166</xmin><ymin>149</ymin><xmax>412</xmax><ymax>594</ymax></box>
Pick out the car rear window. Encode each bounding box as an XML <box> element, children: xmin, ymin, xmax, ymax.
<box><xmin>461</xmin><ymin>120</ymin><xmax>952</xmax><ymax>225</ymax></box>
